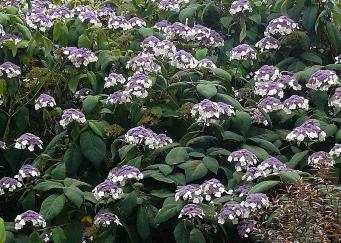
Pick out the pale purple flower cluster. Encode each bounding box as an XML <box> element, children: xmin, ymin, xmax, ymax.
<box><xmin>258</xmin><ymin>96</ymin><xmax>283</xmax><ymax>112</ymax></box>
<box><xmin>218</xmin><ymin>203</ymin><xmax>248</xmax><ymax>224</ymax></box>
<box><xmin>197</xmin><ymin>59</ymin><xmax>217</xmax><ymax>69</ymax></box>
<box><xmin>308</xmin><ymin>151</ymin><xmax>335</xmax><ymax>169</ymax></box>
<box><xmin>154</xmin><ymin>20</ymin><xmax>171</xmax><ymax>33</ymax></box>
<box><xmin>241</xmin><ymin>193</ymin><xmax>270</xmax><ymax>211</ymax></box>
<box><xmin>15</xmin><ymin>133</ymin><xmax>43</xmax><ymax>151</ymax></box>
<box><xmin>97</xmin><ymin>6</ymin><xmax>115</xmax><ymax>18</ymax></box>
<box><xmin>200</xmin><ymin>179</ymin><xmax>228</xmax><ymax>201</ymax></box>
<box><xmin>156</xmin><ymin>0</ymin><xmax>189</xmax><ymax>12</ymax></box>
<box><xmin>283</xmin><ymin>95</ymin><xmax>309</xmax><ymax>114</ymax></box>
<box><xmin>35</xmin><ymin>94</ymin><xmax>56</xmax><ymax>110</ymax></box>
<box><xmin>124</xmin><ymin>126</ymin><xmax>172</xmax><ymax>149</ymax></box>
<box><xmin>170</xmin><ymin>50</ymin><xmax>198</xmax><ymax>70</ymax></box>
<box><xmin>234</xmin><ymin>184</ymin><xmax>252</xmax><ymax>197</ymax></box>
<box><xmin>0</xmin><ymin>177</ymin><xmax>22</xmax><ymax>195</ymax></box>
<box><xmin>254</xmin><ymin>81</ymin><xmax>284</xmax><ymax>98</ymax></box>
<box><xmin>92</xmin><ymin>180</ymin><xmax>123</xmax><ymax>201</ymax></box>
<box><xmin>94</xmin><ymin>212</ymin><xmax>122</xmax><ymax>227</ymax></box>
<box><xmin>49</xmin><ymin>6</ymin><xmax>74</xmax><ymax>21</ymax></box>
<box><xmin>255</xmin><ymin>36</ymin><xmax>279</xmax><ymax>52</ymax></box>
<box><xmin>126</xmin><ymin>54</ymin><xmax>161</xmax><ymax>73</ymax></box>
<box><xmin>59</xmin><ymin>108</ymin><xmax>86</xmax><ymax>128</ymax></box>
<box><xmin>228</xmin><ymin>149</ymin><xmax>258</xmax><ymax>171</ymax></box>
<box><xmin>286</xmin><ymin>119</ymin><xmax>326</xmax><ymax>143</ymax></box>
<box><xmin>15</xmin><ymin>210</ymin><xmax>46</xmax><ymax>230</ymax></box>
<box><xmin>330</xmin><ymin>144</ymin><xmax>341</xmax><ymax>158</ymax></box>
<box><xmin>229</xmin><ymin>0</ymin><xmax>252</xmax><ymax>15</ymax></box>
<box><xmin>0</xmin><ymin>61</ymin><xmax>21</xmax><ymax>78</ymax></box>
<box><xmin>107</xmin><ymin>165</ymin><xmax>143</xmax><ymax>186</ymax></box>
<box><xmin>276</xmin><ymin>74</ymin><xmax>302</xmax><ymax>90</ymax></box>
<box><xmin>74</xmin><ymin>88</ymin><xmax>94</xmax><ymax>100</ymax></box>
<box><xmin>306</xmin><ymin>70</ymin><xmax>339</xmax><ymax>91</ymax></box>
<box><xmin>108</xmin><ymin>16</ymin><xmax>131</xmax><ymax>30</ymax></box>
<box><xmin>175</xmin><ymin>185</ymin><xmax>203</xmax><ymax>203</ymax></box>
<box><xmin>0</xmin><ymin>24</ymin><xmax>5</xmax><ymax>37</ymax></box>
<box><xmin>253</xmin><ymin>65</ymin><xmax>280</xmax><ymax>82</ymax></box>
<box><xmin>264</xmin><ymin>16</ymin><xmax>299</xmax><ymax>36</ymax></box>
<box><xmin>0</xmin><ymin>140</ymin><xmax>6</xmax><ymax>149</ymax></box>
<box><xmin>125</xmin><ymin>72</ymin><xmax>153</xmax><ymax>98</ymax></box>
<box><xmin>237</xmin><ymin>220</ymin><xmax>257</xmax><ymax>238</ymax></box>
<box><xmin>178</xmin><ymin>203</ymin><xmax>204</xmax><ymax>219</ymax></box>
<box><xmin>164</xmin><ymin>22</ymin><xmax>189</xmax><ymax>39</ymax></box>
<box><xmin>0</xmin><ymin>34</ymin><xmax>21</xmax><ymax>46</ymax></box>
<box><xmin>63</xmin><ymin>47</ymin><xmax>98</xmax><ymax>68</ymax></box>
<box><xmin>107</xmin><ymin>91</ymin><xmax>132</xmax><ymax>105</ymax></box>
<box><xmin>191</xmin><ymin>99</ymin><xmax>235</xmax><ymax>126</ymax></box>
<box><xmin>104</xmin><ymin>73</ymin><xmax>126</xmax><ymax>88</ymax></box>
<box><xmin>230</xmin><ymin>44</ymin><xmax>257</xmax><ymax>61</ymax></box>
<box><xmin>329</xmin><ymin>88</ymin><xmax>341</xmax><ymax>108</ymax></box>
<box><xmin>335</xmin><ymin>54</ymin><xmax>341</xmax><ymax>64</ymax></box>
<box><xmin>250</xmin><ymin>108</ymin><xmax>268</xmax><ymax>126</ymax></box>
<box><xmin>78</xmin><ymin>9</ymin><xmax>102</xmax><ymax>27</ymax></box>
<box><xmin>141</xmin><ymin>37</ymin><xmax>177</xmax><ymax>60</ymax></box>
<box><xmin>26</xmin><ymin>12</ymin><xmax>53</xmax><ymax>32</ymax></box>
<box><xmin>14</xmin><ymin>165</ymin><xmax>40</xmax><ymax>182</ymax></box>
<box><xmin>129</xmin><ymin>17</ymin><xmax>146</xmax><ymax>28</ymax></box>
<box><xmin>186</xmin><ymin>25</ymin><xmax>224</xmax><ymax>47</ymax></box>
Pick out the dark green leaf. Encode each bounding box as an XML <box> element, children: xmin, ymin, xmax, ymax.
<box><xmin>40</xmin><ymin>194</ymin><xmax>65</xmax><ymax>221</ymax></box>
<box><xmin>80</xmin><ymin>131</ymin><xmax>106</xmax><ymax>166</ymax></box>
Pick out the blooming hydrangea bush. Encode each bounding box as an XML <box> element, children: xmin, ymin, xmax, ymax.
<box><xmin>0</xmin><ymin>0</ymin><xmax>340</xmax><ymax>242</ymax></box>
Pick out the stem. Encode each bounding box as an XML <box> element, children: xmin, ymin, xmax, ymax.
<box><xmin>3</xmin><ymin>102</ymin><xmax>14</xmax><ymax>142</ymax></box>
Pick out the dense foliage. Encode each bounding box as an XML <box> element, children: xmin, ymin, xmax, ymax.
<box><xmin>0</xmin><ymin>0</ymin><xmax>340</xmax><ymax>242</ymax></box>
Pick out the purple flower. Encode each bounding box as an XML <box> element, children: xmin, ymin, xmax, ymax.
<box><xmin>329</xmin><ymin>88</ymin><xmax>341</xmax><ymax>108</ymax></box>
<box><xmin>330</xmin><ymin>144</ymin><xmax>341</xmax><ymax>158</ymax></box>
<box><xmin>154</xmin><ymin>40</ymin><xmax>177</xmax><ymax>59</ymax></box>
<box><xmin>0</xmin><ymin>61</ymin><xmax>21</xmax><ymax>78</ymax></box>
<box><xmin>154</xmin><ymin>20</ymin><xmax>171</xmax><ymax>33</ymax></box>
<box><xmin>228</xmin><ymin>149</ymin><xmax>258</xmax><ymax>171</ymax></box>
<box><xmin>0</xmin><ymin>177</ymin><xmax>22</xmax><ymax>195</ymax></box>
<box><xmin>94</xmin><ymin>212</ymin><xmax>122</xmax><ymax>227</ymax></box>
<box><xmin>124</xmin><ymin>126</ymin><xmax>172</xmax><ymax>149</ymax></box>
<box><xmin>97</xmin><ymin>6</ymin><xmax>115</xmax><ymax>18</ymax></box>
<box><xmin>126</xmin><ymin>54</ymin><xmax>161</xmax><ymax>73</ymax></box>
<box><xmin>276</xmin><ymin>74</ymin><xmax>301</xmax><ymax>90</ymax></box>
<box><xmin>170</xmin><ymin>50</ymin><xmax>198</xmax><ymax>69</ymax></box>
<box><xmin>286</xmin><ymin>119</ymin><xmax>326</xmax><ymax>143</ymax></box>
<box><xmin>73</xmin><ymin>5</ymin><xmax>93</xmax><ymax>15</ymax></box>
<box><xmin>159</xmin><ymin>0</ymin><xmax>181</xmax><ymax>11</ymax></box>
<box><xmin>218</xmin><ymin>203</ymin><xmax>247</xmax><ymax>224</ymax></box>
<box><xmin>35</xmin><ymin>94</ymin><xmax>56</xmax><ymax>110</ymax></box>
<box><xmin>335</xmin><ymin>54</ymin><xmax>341</xmax><ymax>64</ymax></box>
<box><xmin>200</xmin><ymin>179</ymin><xmax>228</xmax><ymax>201</ymax></box>
<box><xmin>229</xmin><ymin>0</ymin><xmax>252</xmax><ymax>15</ymax></box>
<box><xmin>255</xmin><ymin>36</ymin><xmax>279</xmax><ymax>52</ymax></box>
<box><xmin>257</xmin><ymin>157</ymin><xmax>287</xmax><ymax>175</ymax></box>
<box><xmin>0</xmin><ymin>24</ymin><xmax>5</xmax><ymax>37</ymax></box>
<box><xmin>78</xmin><ymin>10</ymin><xmax>102</xmax><ymax>27</ymax></box>
<box><xmin>129</xmin><ymin>17</ymin><xmax>146</xmax><ymax>28</ymax></box>
<box><xmin>92</xmin><ymin>180</ymin><xmax>123</xmax><ymax>201</ymax></box>
<box><xmin>197</xmin><ymin>58</ymin><xmax>217</xmax><ymax>69</ymax></box>
<box><xmin>15</xmin><ymin>165</ymin><xmax>40</xmax><ymax>182</ymax></box>
<box><xmin>0</xmin><ymin>34</ymin><xmax>21</xmax><ymax>46</ymax></box>
<box><xmin>230</xmin><ymin>44</ymin><xmax>257</xmax><ymax>61</ymax></box>
<box><xmin>258</xmin><ymin>96</ymin><xmax>283</xmax><ymax>112</ymax></box>
<box><xmin>108</xmin><ymin>16</ymin><xmax>131</xmax><ymax>30</ymax></box>
<box><xmin>178</xmin><ymin>204</ymin><xmax>204</xmax><ymax>219</ymax></box>
<box><xmin>26</xmin><ymin>12</ymin><xmax>52</xmax><ymax>32</ymax></box>
<box><xmin>74</xmin><ymin>88</ymin><xmax>95</xmax><ymax>100</ymax></box>
<box><xmin>15</xmin><ymin>210</ymin><xmax>46</xmax><ymax>230</ymax></box>
<box><xmin>242</xmin><ymin>167</ymin><xmax>265</xmax><ymax>181</ymax></box>
<box><xmin>63</xmin><ymin>47</ymin><xmax>97</xmax><ymax>68</ymax></box>
<box><xmin>191</xmin><ymin>99</ymin><xmax>235</xmax><ymax>126</ymax></box>
<box><xmin>164</xmin><ymin>22</ymin><xmax>190</xmax><ymax>40</ymax></box>
<box><xmin>308</xmin><ymin>151</ymin><xmax>335</xmax><ymax>169</ymax></box>
<box><xmin>237</xmin><ymin>220</ymin><xmax>256</xmax><ymax>238</ymax></box>
<box><xmin>241</xmin><ymin>193</ymin><xmax>270</xmax><ymax>211</ymax></box>
<box><xmin>60</xmin><ymin>108</ymin><xmax>86</xmax><ymax>128</ymax></box>
<box><xmin>265</xmin><ymin>16</ymin><xmax>298</xmax><ymax>36</ymax></box>
<box><xmin>125</xmin><ymin>72</ymin><xmax>153</xmax><ymax>98</ymax></box>
<box><xmin>50</xmin><ymin>6</ymin><xmax>74</xmax><ymax>21</ymax></box>
<box><xmin>175</xmin><ymin>185</ymin><xmax>202</xmax><ymax>203</ymax></box>
<box><xmin>0</xmin><ymin>140</ymin><xmax>6</xmax><ymax>149</ymax></box>
<box><xmin>254</xmin><ymin>81</ymin><xmax>284</xmax><ymax>98</ymax></box>
<box><xmin>141</xmin><ymin>36</ymin><xmax>160</xmax><ymax>51</ymax></box>
<box><xmin>250</xmin><ymin>108</ymin><xmax>268</xmax><ymax>126</ymax></box>
<box><xmin>234</xmin><ymin>184</ymin><xmax>252</xmax><ymax>197</ymax></box>
<box><xmin>283</xmin><ymin>95</ymin><xmax>309</xmax><ymax>114</ymax></box>
<box><xmin>306</xmin><ymin>70</ymin><xmax>339</xmax><ymax>91</ymax></box>
<box><xmin>107</xmin><ymin>165</ymin><xmax>143</xmax><ymax>185</ymax></box>
<box><xmin>104</xmin><ymin>73</ymin><xmax>126</xmax><ymax>88</ymax></box>
<box><xmin>253</xmin><ymin>65</ymin><xmax>280</xmax><ymax>82</ymax></box>
<box><xmin>15</xmin><ymin>133</ymin><xmax>43</xmax><ymax>151</ymax></box>
<box><xmin>107</xmin><ymin>91</ymin><xmax>132</xmax><ymax>105</ymax></box>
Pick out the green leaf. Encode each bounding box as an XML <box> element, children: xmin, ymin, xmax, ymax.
<box><xmin>189</xmin><ymin>228</ymin><xmax>205</xmax><ymax>243</ymax></box>
<box><xmin>195</xmin><ymin>48</ymin><xmax>208</xmax><ymax>60</ymax></box>
<box><xmin>231</xmin><ymin>111</ymin><xmax>251</xmax><ymax>136</ymax></box>
<box><xmin>179</xmin><ymin>5</ymin><xmax>199</xmax><ymax>23</ymax></box>
<box><xmin>202</xmin><ymin>156</ymin><xmax>219</xmax><ymax>174</ymax></box>
<box><xmin>64</xmin><ymin>144</ymin><xmax>82</xmax><ymax>175</ymax></box>
<box><xmin>248</xmin><ymin>13</ymin><xmax>261</xmax><ymax>24</ymax></box>
<box><xmin>138</xmin><ymin>27</ymin><xmax>154</xmax><ymax>37</ymax></box>
<box><xmin>63</xmin><ymin>187</ymin><xmax>83</xmax><ymax>208</ymax></box>
<box><xmin>222</xmin><ymin>131</ymin><xmax>244</xmax><ymax>142</ymax></box>
<box><xmin>300</xmin><ymin>52</ymin><xmax>322</xmax><ymax>65</ymax></box>
<box><xmin>196</xmin><ymin>83</ymin><xmax>217</xmax><ymax>99</ymax></box>
<box><xmin>166</xmin><ymin>147</ymin><xmax>189</xmax><ymax>165</ymax></box>
<box><xmin>210</xmin><ymin>68</ymin><xmax>231</xmax><ymax>81</ymax></box>
<box><xmin>21</xmin><ymin>191</ymin><xmax>36</xmax><ymax>210</ymax></box>
<box><xmin>40</xmin><ymin>194</ymin><xmax>65</xmax><ymax>221</ymax></box>
<box><xmin>302</xmin><ymin>6</ymin><xmax>319</xmax><ymax>30</ymax></box>
<box><xmin>78</xmin><ymin>34</ymin><xmax>92</xmax><ymax>49</ymax></box>
<box><xmin>242</xmin><ymin>144</ymin><xmax>269</xmax><ymax>161</ymax></box>
<box><xmin>280</xmin><ymin>171</ymin><xmax>301</xmax><ymax>184</ymax></box>
<box><xmin>326</xmin><ymin>22</ymin><xmax>341</xmax><ymax>51</ymax></box>
<box><xmin>178</xmin><ymin>160</ymin><xmax>208</xmax><ymax>182</ymax></box>
<box><xmin>80</xmin><ymin>130</ymin><xmax>106</xmax><ymax>166</ymax></box>
<box><xmin>286</xmin><ymin>150</ymin><xmax>309</xmax><ymax>168</ymax></box>
<box><xmin>34</xmin><ymin>181</ymin><xmax>64</xmax><ymax>191</ymax></box>
<box><xmin>52</xmin><ymin>227</ymin><xmax>66</xmax><ymax>243</ymax></box>
<box><xmin>154</xmin><ymin>199</ymin><xmax>180</xmax><ymax>224</ymax></box>
<box><xmin>220</xmin><ymin>16</ymin><xmax>233</xmax><ymax>29</ymax></box>
<box><xmin>250</xmin><ymin>180</ymin><xmax>280</xmax><ymax>193</ymax></box>
<box><xmin>29</xmin><ymin>231</ymin><xmax>42</xmax><ymax>243</ymax></box>
<box><xmin>174</xmin><ymin>221</ymin><xmax>189</xmax><ymax>243</ymax></box>
<box><xmin>16</xmin><ymin>23</ymin><xmax>32</xmax><ymax>40</ymax></box>
<box><xmin>249</xmin><ymin>138</ymin><xmax>280</xmax><ymax>154</ymax></box>
<box><xmin>137</xmin><ymin>206</ymin><xmax>150</xmax><ymax>240</ymax></box>
<box><xmin>216</xmin><ymin>93</ymin><xmax>243</xmax><ymax>110</ymax></box>
<box><xmin>0</xmin><ymin>217</ymin><xmax>5</xmax><ymax>243</ymax></box>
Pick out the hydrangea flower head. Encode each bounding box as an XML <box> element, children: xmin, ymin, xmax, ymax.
<box><xmin>286</xmin><ymin>119</ymin><xmax>326</xmax><ymax>144</ymax></box>
<box><xmin>60</xmin><ymin>108</ymin><xmax>86</xmax><ymax>128</ymax></box>
<box><xmin>0</xmin><ymin>61</ymin><xmax>21</xmax><ymax>78</ymax></box>
<box><xmin>308</xmin><ymin>151</ymin><xmax>335</xmax><ymax>169</ymax></box>
<box><xmin>265</xmin><ymin>16</ymin><xmax>298</xmax><ymax>36</ymax></box>
<box><xmin>255</xmin><ymin>36</ymin><xmax>279</xmax><ymax>52</ymax></box>
<box><xmin>283</xmin><ymin>95</ymin><xmax>309</xmax><ymax>114</ymax></box>
<box><xmin>93</xmin><ymin>180</ymin><xmax>123</xmax><ymax>201</ymax></box>
<box><xmin>107</xmin><ymin>165</ymin><xmax>143</xmax><ymax>185</ymax></box>
<box><xmin>228</xmin><ymin>149</ymin><xmax>258</xmax><ymax>171</ymax></box>
<box><xmin>230</xmin><ymin>44</ymin><xmax>257</xmax><ymax>61</ymax></box>
<box><xmin>178</xmin><ymin>204</ymin><xmax>204</xmax><ymax>219</ymax></box>
<box><xmin>15</xmin><ymin>133</ymin><xmax>43</xmax><ymax>151</ymax></box>
<box><xmin>175</xmin><ymin>185</ymin><xmax>203</xmax><ymax>203</ymax></box>
<box><xmin>15</xmin><ymin>165</ymin><xmax>40</xmax><ymax>182</ymax></box>
<box><xmin>306</xmin><ymin>70</ymin><xmax>339</xmax><ymax>91</ymax></box>
<box><xmin>15</xmin><ymin>210</ymin><xmax>46</xmax><ymax>230</ymax></box>
<box><xmin>229</xmin><ymin>0</ymin><xmax>252</xmax><ymax>15</ymax></box>
<box><xmin>94</xmin><ymin>212</ymin><xmax>122</xmax><ymax>227</ymax></box>
<box><xmin>35</xmin><ymin>94</ymin><xmax>56</xmax><ymax>110</ymax></box>
<box><xmin>0</xmin><ymin>177</ymin><xmax>22</xmax><ymax>195</ymax></box>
